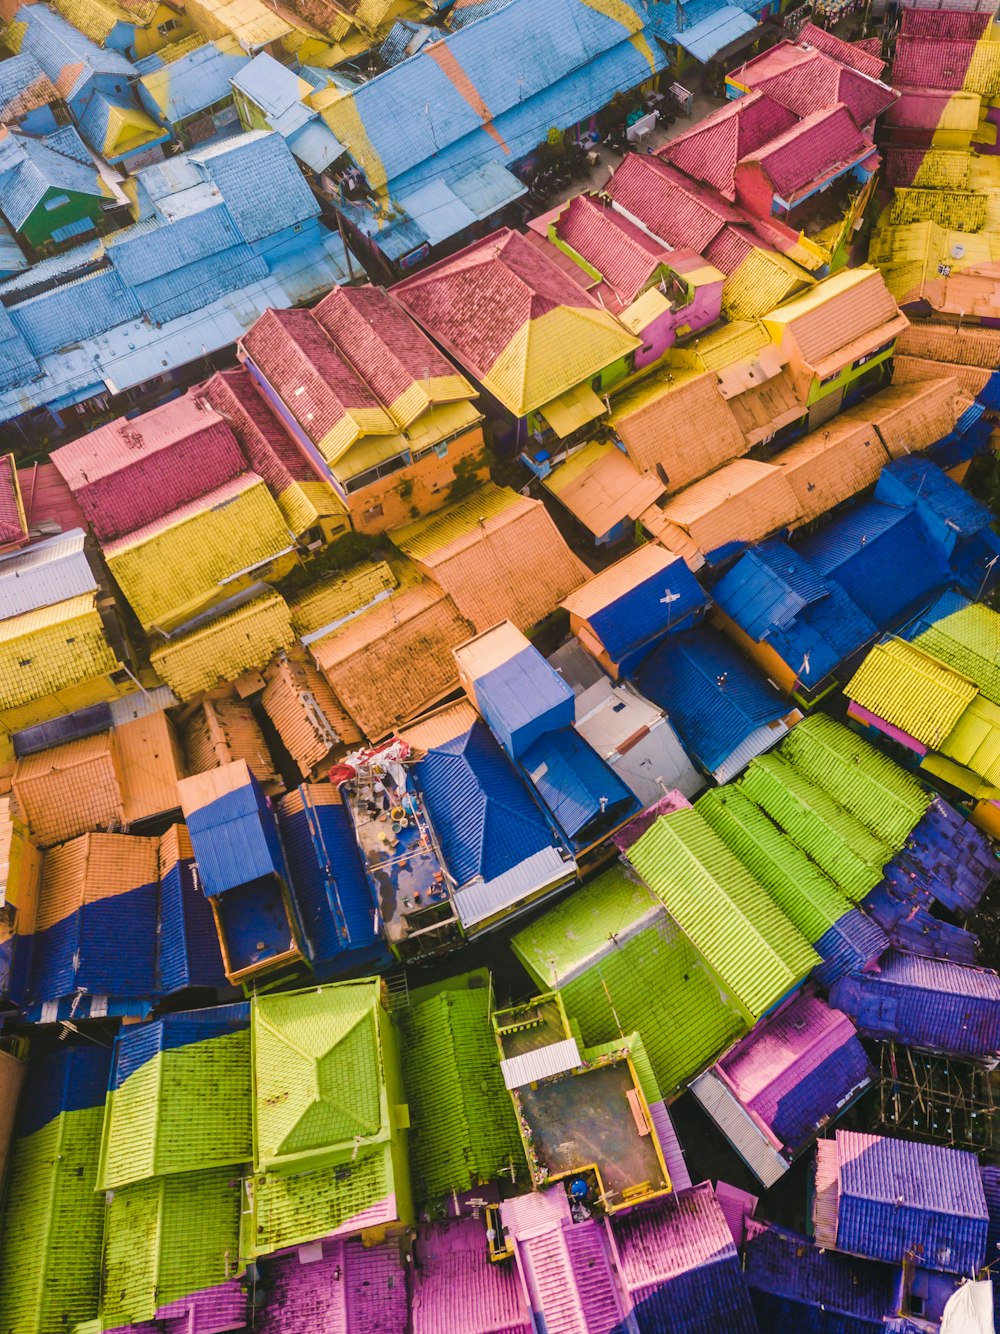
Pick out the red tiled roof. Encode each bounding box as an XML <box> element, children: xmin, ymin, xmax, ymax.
<box><xmin>737</xmin><ymin>103</ymin><xmax>872</xmax><ymax>199</ymax></box>
<box><xmin>240</xmin><ymin>307</ymin><xmax>384</xmax><ymax>447</ymax></box>
<box><xmin>199</xmin><ymin>368</ymin><xmax>312</xmax><ymax>488</ymax></box>
<box><xmin>732</xmin><ymin>42</ymin><xmax>897</xmax><ymax>127</ymax></box>
<box><xmin>660</xmin><ymin>91</ymin><xmax>798</xmax><ymax>197</ymax></box>
<box><xmin>49</xmin><ymin>397</ymin><xmax>247</xmax><ymax>543</ymax></box>
<box><xmin>900</xmin><ymin>9</ymin><xmax>992</xmax><ymax>39</ymax></box>
<box><xmin>312</xmin><ymin>284</ymin><xmax>464</xmax><ymax>405</ymax></box>
<box><xmin>392</xmin><ymin>227</ymin><xmax>611</xmax><ymax>379</ymax></box>
<box><xmin>884</xmin><ymin>87</ymin><xmax>970</xmax><ymax>131</ymax></box>
<box><xmin>797</xmin><ymin>22</ymin><xmax>886</xmax><ymax>79</ymax></box>
<box><xmin>607</xmin><ymin>153</ymin><xmax>735</xmax><ymax>252</ymax></box>
<box><xmin>0</xmin><ymin>453</ymin><xmax>25</xmax><ymax>548</ymax></box>
<box><xmin>704</xmin><ymin>223</ymin><xmax>758</xmax><ymax>275</ymax></box>
<box><xmin>555</xmin><ymin>194</ymin><xmax>671</xmax><ymax>308</ymax></box>
<box><xmin>17</xmin><ymin>462</ymin><xmax>87</xmax><ymax>538</ymax></box>
<box><xmin>892</xmin><ymin>36</ymin><xmax>979</xmax><ymax>90</ymax></box>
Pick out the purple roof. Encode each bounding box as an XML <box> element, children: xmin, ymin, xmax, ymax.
<box><xmin>833</xmin><ymin>1131</ymin><xmax>988</xmax><ymax>1275</ymax></box>
<box><xmin>863</xmin><ymin>887</ymin><xmax>980</xmax><ymax>965</ymax></box>
<box><xmin>830</xmin><ymin>951</ymin><xmax>1000</xmax><ymax>1061</ymax></box>
<box><xmin>742</xmin><ymin>1219</ymin><xmax>896</xmax><ymax>1328</ymax></box>
<box><xmin>714</xmin><ymin>990</ymin><xmax>873</xmax><ymax>1155</ymax></box>
<box><xmin>812</xmin><ymin>907</ymin><xmax>888</xmax><ymax>989</ymax></box>
<box><xmin>609</xmin><ymin>1182</ymin><xmax>760</xmax><ymax>1332</ymax></box>
<box><xmin>982</xmin><ymin>1165</ymin><xmax>1000</xmax><ymax>1268</ymax></box>
<box><xmin>410</xmin><ymin>1216</ymin><xmax>531</xmax><ymax>1334</ymax></box>
<box><xmin>255</xmin><ymin>1237</ymin><xmax>408</xmax><ymax>1332</ymax></box>
<box><xmin>156</xmin><ymin>1284</ymin><xmax>246</xmax><ymax>1334</ymax></box>
<box><xmin>889</xmin><ymin>797</ymin><xmax>997</xmax><ymax>916</ymax></box>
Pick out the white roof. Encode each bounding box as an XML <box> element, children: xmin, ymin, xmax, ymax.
<box><xmin>0</xmin><ymin>528</ymin><xmax>96</xmax><ymax>620</ymax></box>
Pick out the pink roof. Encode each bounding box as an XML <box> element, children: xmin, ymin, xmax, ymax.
<box><xmin>607</xmin><ymin>154</ymin><xmax>734</xmax><ymax>252</ymax></box>
<box><xmin>732</xmin><ymin>43</ymin><xmax>897</xmax><ymax>128</ymax></box>
<box><xmin>892</xmin><ymin>35</ymin><xmax>980</xmax><ymax>91</ymax></box>
<box><xmin>885</xmin><ymin>87</ymin><xmax>972</xmax><ymax>131</ymax></box>
<box><xmin>392</xmin><ymin>228</ymin><xmax>616</xmax><ymax>380</ymax></box>
<box><xmin>254</xmin><ymin>1236</ymin><xmax>408</xmax><ymax>1333</ymax></box>
<box><xmin>705</xmin><ymin>223</ymin><xmax>761</xmax><ymax>275</ymax></box>
<box><xmin>313</xmin><ymin>283</ymin><xmax>464</xmax><ymax>403</ymax></box>
<box><xmin>660</xmin><ymin>92</ymin><xmax>798</xmax><ymax>198</ymax></box>
<box><xmin>715</xmin><ymin>990</ymin><xmax>863</xmax><ymax>1133</ymax></box>
<box><xmin>797</xmin><ymin>22</ymin><xmax>886</xmax><ymax>79</ymax></box>
<box><xmin>901</xmin><ymin>8</ymin><xmax>992</xmax><ymax>38</ymax></box>
<box><xmin>198</xmin><ymin>368</ymin><xmax>313</xmax><ymax>487</ymax></box>
<box><xmin>610</xmin><ymin>1182</ymin><xmax>737</xmax><ymax>1295</ymax></box>
<box><xmin>555</xmin><ymin>195</ymin><xmax>672</xmax><ymax>309</ymax></box>
<box><xmin>0</xmin><ymin>453</ymin><xmax>26</xmax><ymax>548</ymax></box>
<box><xmin>100</xmin><ymin>471</ymin><xmax>263</xmax><ymax>555</ymax></box>
<box><xmin>737</xmin><ymin>103</ymin><xmax>873</xmax><ymax>200</ymax></box>
<box><xmin>49</xmin><ymin>398</ymin><xmax>246</xmax><ymax>543</ymax></box>
<box><xmin>516</xmin><ymin>1214</ymin><xmax>623</xmax><ymax>1332</ymax></box>
<box><xmin>17</xmin><ymin>462</ymin><xmax>87</xmax><ymax>538</ymax></box>
<box><xmin>410</xmin><ymin>1217</ymin><xmax>532</xmax><ymax>1334</ymax></box>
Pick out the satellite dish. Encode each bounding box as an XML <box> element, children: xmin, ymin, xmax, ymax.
<box><xmin>951</xmin><ymin>243</ymin><xmax>966</xmax><ymax>259</ymax></box>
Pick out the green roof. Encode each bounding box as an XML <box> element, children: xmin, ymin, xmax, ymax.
<box><xmin>102</xmin><ymin>1168</ymin><xmax>242</xmax><ymax>1327</ymax></box>
<box><xmin>625</xmin><ymin>807</ymin><xmax>818</xmax><ymax>1022</ymax></box>
<box><xmin>739</xmin><ymin>753</ymin><xmax>892</xmax><ymax>902</ymax></box>
<box><xmin>98</xmin><ymin>1030</ymin><xmax>252</xmax><ymax>1191</ymax></box>
<box><xmin>558</xmin><ymin>911</ymin><xmax>747</xmax><ymax>1100</ymax></box>
<box><xmin>696</xmin><ymin>785</ymin><xmax>851</xmax><ymax>945</ymax></box>
<box><xmin>0</xmin><ymin>1108</ymin><xmax>105</xmax><ymax>1334</ymax></box>
<box><xmin>252</xmin><ymin>980</ymin><xmax>387</xmax><ymax>1174</ymax></box>
<box><xmin>914</xmin><ymin>603</ymin><xmax>1000</xmax><ymax>706</ymax></box>
<box><xmin>778</xmin><ymin>713</ymin><xmax>930</xmax><ymax>850</ymax></box>
<box><xmin>511</xmin><ymin>865</ymin><xmax>659</xmax><ymax>989</ymax></box>
<box><xmin>399</xmin><ymin>976</ymin><xmax>523</xmax><ymax>1206</ymax></box>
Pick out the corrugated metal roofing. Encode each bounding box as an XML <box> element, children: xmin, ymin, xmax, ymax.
<box><xmin>625</xmin><ymin>805</ymin><xmax>817</xmax><ymax>1022</ymax></box>
<box><xmin>0</xmin><ymin>528</ymin><xmax>96</xmax><ymax>619</ymax></box>
<box><xmin>520</xmin><ymin>725</ymin><xmax>637</xmax><ymax>843</ymax></box>
<box><xmin>846</xmin><ymin>638</ymin><xmax>977</xmax><ymax>748</ymax></box>
<box><xmin>178</xmin><ymin>761</ymin><xmax>286</xmax><ymax>898</ymax></box>
<box><xmin>12</xmin><ymin>732</ymin><xmax>126</xmax><ymax>848</ymax></box>
<box><xmin>261</xmin><ymin>653</ymin><xmax>359</xmax><ymax>776</ymax></box>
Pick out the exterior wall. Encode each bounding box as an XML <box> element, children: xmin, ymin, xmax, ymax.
<box><xmin>24</xmin><ymin>187</ymin><xmax>104</xmax><ymax>249</ymax></box>
<box><xmin>632</xmin><ymin>279</ymin><xmax>724</xmax><ymax>370</ymax></box>
<box><xmin>339</xmin><ymin>426</ymin><xmax>490</xmax><ymax>535</ymax></box>
<box><xmin>805</xmin><ymin>338</ymin><xmax>899</xmax><ymax>406</ymax></box>
<box><xmin>128</xmin><ymin>8</ymin><xmax>196</xmax><ymax>60</ymax></box>
<box><xmin>733</xmin><ymin>161</ymin><xmax>774</xmax><ymax>220</ymax></box>
<box><xmin>710</xmin><ymin>607</ymin><xmax>799</xmax><ymax>695</ymax></box>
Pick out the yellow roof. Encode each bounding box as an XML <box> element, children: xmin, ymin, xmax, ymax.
<box><xmin>53</xmin><ymin>0</ymin><xmax>165</xmax><ymax>42</ymax></box>
<box><xmin>847</xmin><ymin>638</ymin><xmax>978</xmax><ymax>747</ymax></box>
<box><xmin>389</xmin><ymin>483</ymin><xmax>523</xmax><ymax>562</ymax></box>
<box><xmin>289</xmin><ymin>559</ymin><xmax>400</xmax><ymax>638</ymax></box>
<box><xmin>722</xmin><ymin>248</ymin><xmax>814</xmax><ymax>322</ymax></box>
<box><xmin>150</xmin><ymin>594</ymin><xmax>293</xmax><ymax>700</ymax></box>
<box><xmin>538</xmin><ymin>382</ymin><xmax>607</xmax><ymax>438</ymax></box>
<box><xmin>670</xmin><ymin>319</ymin><xmax>771</xmax><ymax>374</ymax></box>
<box><xmin>889</xmin><ymin>187</ymin><xmax>988</xmax><ymax>232</ymax></box>
<box><xmin>0</xmin><ymin>595</ymin><xmax>119</xmax><ymax>713</ymax></box>
<box><xmin>940</xmin><ymin>694</ymin><xmax>1000</xmax><ymax>789</ymax></box>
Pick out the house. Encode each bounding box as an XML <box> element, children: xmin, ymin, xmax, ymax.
<box><xmin>0</xmin><ymin>130</ymin><xmax>353</xmax><ymax>440</ymax></box>
<box><xmin>512</xmin><ymin>862</ymin><xmax>748</xmax><ymax>1099</ymax></box>
<box><xmin>689</xmin><ymin>990</ymin><xmax>874</xmax><ymax>1187</ymax></box>
<box><xmin>812</xmin><ymin>1131</ymin><xmax>989</xmax><ymax>1274</ymax></box>
<box><xmin>135</xmin><ymin>36</ymin><xmax>249</xmax><ymax>148</ymax></box>
<box><xmin>392</xmin><ymin>229</ymin><xmax>641</xmax><ymax>453</ymax></box>
<box><xmin>0</xmin><ymin>125</ymin><xmax>107</xmax><ymax>249</ymax></box>
<box><xmin>873</xmin><ymin>791</ymin><xmax>996</xmax><ymax>922</ymax></box>
<box><xmin>561</xmin><ymin>543</ymin><xmax>708</xmax><ymax>680</ymax></box>
<box><xmin>238</xmin><ymin>283</ymin><xmax>488</xmax><ymax>533</ymax></box>
<box><xmin>246</xmin><ymin>978</ymin><xmax>413</xmax><ymax>1257</ymax></box>
<box><xmin>493</xmin><ymin>991</ymin><xmax>671</xmax><ymax>1208</ymax></box>
<box><xmin>832</xmin><ymin>951</ymin><xmax>1000</xmax><ymax>1062</ymax></box>
<box><xmin>390</xmin><ymin>484</ymin><xmax>586</xmax><ymax>633</ymax></box>
<box><xmin>407</xmin><ymin>1216</ymin><xmax>532</xmax><ymax>1334</ymax></box>
<box><xmin>759</xmin><ymin>266</ymin><xmax>909</xmax><ymax>409</ymax></box>
<box><xmin>4</xmin><ymin>5</ymin><xmax>169</xmax><ymax>166</ymax></box>
<box><xmin>542</xmin><ymin>438</ymin><xmax>665</xmax><ymax>546</ymax></box>
<box><xmin>156</xmin><ymin>824</ymin><xmax>227</xmax><ymax>995</ymax></box>
<box><xmin>318</xmin><ymin>0</ymin><xmax>666</xmax><ymax>269</ymax></box>
<box><xmin>0</xmin><ymin>1045</ymin><xmax>111</xmax><ymax>1334</ymax></box>
<box><xmin>727</xmin><ymin>41</ymin><xmax>898</xmax><ymax>134</ymax></box>
<box><xmin>621</xmin><ymin>803</ymin><xmax>818</xmax><ymax>1023</ymax></box>
<box><xmin>182</xmin><ymin>698</ymin><xmax>277</xmax><ymax>786</ymax></box>
<box><xmin>260</xmin><ymin>652</ymin><xmax>360</xmax><ymax>778</ymax></box>
<box><xmin>697</xmin><ymin>783</ymin><xmax>887</xmax><ymax>988</ymax></box>
<box><xmin>0</xmin><ymin>53</ymin><xmax>63</xmax><ymax>135</ymax></box>
<box><xmin>231</xmin><ymin>51</ymin><xmax>347</xmax><ymax>176</ymax></box>
<box><xmin>635</xmin><ymin>626</ymin><xmax>802</xmax><ymax>784</ymax></box>
<box><xmin>709</xmin><ymin>537</ymin><xmax>878</xmax><ymax>702</ymax></box>
<box><xmin>253</xmin><ymin>1234</ymin><xmax>412</xmax><ymax>1334</ymax></box>
<box><xmin>149</xmin><ymin>593</ymin><xmax>294</xmax><ymax>701</ymax></box>
<box><xmin>49</xmin><ymin>0</ymin><xmax>194</xmax><ymax>60</ymax></box>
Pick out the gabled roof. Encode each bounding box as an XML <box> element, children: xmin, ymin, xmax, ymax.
<box><xmin>657</xmin><ymin>457</ymin><xmax>802</xmax><ymax>558</ymax></box>
<box><xmin>0</xmin><ymin>53</ymin><xmax>60</xmax><ymax>124</ymax></box>
<box><xmin>744</xmin><ymin>1220</ymin><xmax>897</xmax><ymax>1324</ymax></box>
<box><xmin>892</xmin><ymin>34</ymin><xmax>1000</xmax><ymax>95</ymax></box>
<box><xmin>912</xmin><ymin>597</ymin><xmax>1000</xmax><ymax>705</ymax></box>
<box><xmin>393</xmin><ymin>229</ymin><xmax>639</xmax><ymax>417</ymax></box>
<box><xmin>543</xmin><ymin>437</ymin><xmax>664</xmax><ymax>538</ymax></box>
<box><xmin>736</xmin><ymin>103</ymin><xmax>873</xmax><ymax>202</ymax></box>
<box><xmin>0</xmin><ymin>126</ymin><xmax>103</xmax><ymax>232</ymax></box>
<box><xmin>418</xmin><ymin>722</ymin><xmax>558</xmax><ymax>887</ymax></box>
<box><xmin>0</xmin><ymin>450</ymin><xmax>26</xmax><ymax>549</ymax></box>
<box><xmin>552</xmin><ymin>193</ymin><xmax>674</xmax><ymax>310</ymax></box>
<box><xmin>762</xmin><ymin>267</ymin><xmax>907</xmax><ymax>378</ymax></box>
<box><xmin>797</xmin><ymin>23</ymin><xmax>886</xmax><ymax>79</ymax></box>
<box><xmin>607</xmin><ymin>152</ymin><xmax>735</xmax><ymax>252</ymax></box>
<box><xmin>5</xmin><ymin>3</ymin><xmax>134</xmax><ymax>100</ymax></box>
<box><xmin>661</xmin><ymin>91</ymin><xmax>798</xmax><ymax>198</ymax></box>
<box><xmin>520</xmin><ymin>725</ymin><xmax>638</xmax><ymax>842</ymax></box>
<box><xmin>729</xmin><ymin>42</ymin><xmax>898</xmax><ymax>127</ymax></box>
<box><xmin>847</xmin><ymin>637</ymin><xmax>977</xmax><ymax>747</ymax></box>
<box><xmin>149</xmin><ymin>593</ymin><xmax>294</xmax><ymax>701</ymax></box>
<box><xmin>137</xmin><ymin>39</ymin><xmax>249</xmax><ymax>127</ymax></box>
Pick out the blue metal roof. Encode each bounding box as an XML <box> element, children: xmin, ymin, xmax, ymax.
<box><xmin>417</xmin><ymin>722</ymin><xmax>558</xmax><ymax>886</ymax></box>
<box><xmin>876</xmin><ymin>456</ymin><xmax>994</xmax><ymax>543</ymax></box>
<box><xmin>475</xmin><ymin>644</ymin><xmax>576</xmax><ymax>761</ymax></box>
<box><xmin>863</xmin><ymin>887</ymin><xmax>979</xmax><ymax>965</ymax></box>
<box><xmin>158</xmin><ymin>855</ymin><xmax>228</xmax><ymax>996</ymax></box>
<box><xmin>15</xmin><ymin>1046</ymin><xmax>112</xmax><ymax>1140</ymax></box>
<box><xmin>231</xmin><ymin>53</ymin><xmax>314</xmax><ymax>135</ymax></box>
<box><xmin>713</xmin><ymin>540</ymin><xmax>830</xmax><ymax>642</ymax></box>
<box><xmin>796</xmin><ymin>502</ymin><xmax>951</xmax><ymax>630</ymax></box>
<box><xmin>136</xmin><ymin>41</ymin><xmax>248</xmax><ymax>127</ymax></box>
<box><xmin>287</xmin><ymin>120</ymin><xmax>346</xmax><ymax>174</ymax></box>
<box><xmin>185</xmin><ymin>779</ymin><xmax>288</xmax><ymax>899</ymax></box>
<box><xmin>0</xmin><ymin>53</ymin><xmax>52</xmax><ymax>110</ymax></box>
<box><xmin>13</xmin><ymin>264</ymin><xmax>142</xmax><ymax>357</ymax></box>
<box><xmin>769</xmin><ymin>1033</ymin><xmax>873</xmax><ymax>1155</ymax></box>
<box><xmin>674</xmin><ymin>3</ymin><xmax>757</xmax><ymax>60</ymax></box>
<box><xmin>519</xmin><ymin>726</ymin><xmax>638</xmax><ymax>842</ymax></box>
<box><xmin>587</xmin><ymin>554</ymin><xmax>706</xmax><ymax>665</ymax></box>
<box><xmin>192</xmin><ymin>130</ymin><xmax>319</xmax><ymax>243</ymax></box>
<box><xmin>135</xmin><ymin>243</ymin><xmax>268</xmax><ymax>324</ymax></box>
<box><xmin>76</xmin><ymin>90</ymin><xmax>170</xmax><ymax>161</ymax></box>
<box><xmin>0</xmin><ymin>128</ymin><xmax>102</xmax><ymax>232</ymax></box>
<box><xmin>636</xmin><ymin>627</ymin><xmax>789</xmax><ymax>776</ymax></box>
<box><xmin>884</xmin><ymin>796</ymin><xmax>997</xmax><ymax>918</ymax></box>
<box><xmin>812</xmin><ymin>907</ymin><xmax>888</xmax><ymax>990</ymax></box>
<box><xmin>379</xmin><ymin>18</ymin><xmax>436</xmax><ymax>65</ymax></box>
<box><xmin>13</xmin><ymin>4</ymin><xmax>133</xmax><ymax>100</ymax></box>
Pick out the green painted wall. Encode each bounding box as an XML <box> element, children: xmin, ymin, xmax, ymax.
<box><xmin>24</xmin><ymin>187</ymin><xmax>104</xmax><ymax>249</ymax></box>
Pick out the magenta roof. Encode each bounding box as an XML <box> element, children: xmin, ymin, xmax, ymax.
<box><xmin>731</xmin><ymin>42</ymin><xmax>897</xmax><ymax>128</ymax></box>
<box><xmin>892</xmin><ymin>35</ymin><xmax>982</xmax><ymax>90</ymax></box>
<box><xmin>607</xmin><ymin>154</ymin><xmax>737</xmax><ymax>253</ymax></box>
<box><xmin>410</xmin><ymin>1217</ymin><xmax>531</xmax><ymax>1334</ymax></box>
<box><xmin>554</xmin><ymin>194</ymin><xmax>673</xmax><ymax>309</ymax></box>
<box><xmin>198</xmin><ymin>368</ymin><xmax>314</xmax><ymax>487</ymax></box>
<box><xmin>885</xmin><ymin>87</ymin><xmax>971</xmax><ymax>131</ymax></box>
<box><xmin>704</xmin><ymin>223</ymin><xmax>759</xmax><ymax>275</ymax></box>
<box><xmin>255</xmin><ymin>1236</ymin><xmax>408</xmax><ymax>1333</ymax></box>
<box><xmin>50</xmin><ymin>397</ymin><xmax>246</xmax><ymax>542</ymax></box>
<box><xmin>0</xmin><ymin>453</ymin><xmax>26</xmax><ymax>549</ymax></box>
<box><xmin>661</xmin><ymin>91</ymin><xmax>798</xmax><ymax>198</ymax></box>
<box><xmin>610</xmin><ymin>1181</ymin><xmax>738</xmax><ymax>1292</ymax></box>
<box><xmin>736</xmin><ymin>103</ymin><xmax>874</xmax><ymax>200</ymax></box>
<box><xmin>797</xmin><ymin>23</ymin><xmax>886</xmax><ymax>79</ymax></box>
<box><xmin>900</xmin><ymin>8</ymin><xmax>991</xmax><ymax>38</ymax></box>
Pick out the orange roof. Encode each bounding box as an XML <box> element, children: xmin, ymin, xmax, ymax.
<box><xmin>181</xmin><ymin>699</ymin><xmax>277</xmax><ymax>786</ymax></box>
<box><xmin>658</xmin><ymin>458</ymin><xmax>802</xmax><ymax>555</ymax></box>
<box><xmin>609</xmin><ymin>371</ymin><xmax>748</xmax><ymax>487</ymax></box>
<box><xmin>762</xmin><ymin>268</ymin><xmax>908</xmax><ymax>378</ymax></box>
<box><xmin>843</xmin><ymin>377</ymin><xmax>973</xmax><ymax>459</ymax></box>
<box><xmin>115</xmin><ymin>711</ymin><xmax>184</xmax><ymax>824</ymax></box>
<box><xmin>12</xmin><ymin>732</ymin><xmax>125</xmax><ymax>848</ymax></box>
<box><xmin>726</xmin><ymin>367</ymin><xmax>806</xmax><ymax>445</ymax></box>
<box><xmin>310</xmin><ymin>582</ymin><xmax>474</xmax><ymax>740</ymax></box>
<box><xmin>893</xmin><ymin>355</ymin><xmax>993</xmax><ymax>398</ymax></box>
<box><xmin>543</xmin><ymin>439</ymin><xmax>664</xmax><ymax>538</ymax></box>
<box><xmin>773</xmin><ymin>415</ymin><xmax>888</xmax><ymax>525</ymax></box>
<box><xmin>895</xmin><ymin>319</ymin><xmax>1000</xmax><ymax>369</ymax></box>
<box><xmin>261</xmin><ymin>653</ymin><xmax>360</xmax><ymax>777</ymax></box>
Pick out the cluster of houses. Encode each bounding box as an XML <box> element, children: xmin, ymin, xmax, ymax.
<box><xmin>0</xmin><ymin>1</ymin><xmax>998</xmax><ymax>1332</ymax></box>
